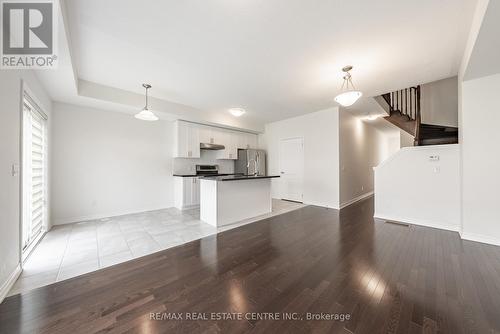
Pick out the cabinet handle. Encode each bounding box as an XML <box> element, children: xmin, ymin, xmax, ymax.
<box><xmin>188</xmin><ymin>150</ymin><xmax>192</xmax><ymax>157</ymax></box>
<box><xmin>210</xmin><ymin>138</ymin><xmax>214</xmax><ymax>144</ymax></box>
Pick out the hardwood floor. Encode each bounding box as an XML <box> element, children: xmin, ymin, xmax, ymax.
<box><xmin>1</xmin><ymin>198</ymin><xmax>500</xmax><ymax>333</ymax></box>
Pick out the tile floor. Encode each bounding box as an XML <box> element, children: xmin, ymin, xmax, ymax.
<box><xmin>8</xmin><ymin>199</ymin><xmax>304</xmax><ymax>296</ymax></box>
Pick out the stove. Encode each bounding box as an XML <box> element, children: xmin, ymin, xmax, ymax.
<box><xmin>195</xmin><ymin>165</ymin><xmax>243</xmax><ymax>177</ymax></box>
<box><xmin>196</xmin><ymin>164</ymin><xmax>219</xmax><ymax>176</ymax></box>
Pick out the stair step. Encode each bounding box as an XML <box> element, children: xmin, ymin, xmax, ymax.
<box><xmin>378</xmin><ymin>87</ymin><xmax>458</xmax><ymax>146</ymax></box>
<box><xmin>420</xmin><ymin>123</ymin><xmax>458</xmax><ymax>130</ymax></box>
<box><xmin>384</xmin><ymin>113</ymin><xmax>416</xmax><ymax>136</ymax></box>
<box><xmin>419</xmin><ymin>136</ymin><xmax>458</xmax><ymax>146</ymax></box>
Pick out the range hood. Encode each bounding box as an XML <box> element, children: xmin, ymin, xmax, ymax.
<box><xmin>200</xmin><ymin>143</ymin><xmax>225</xmax><ymax>150</ymax></box>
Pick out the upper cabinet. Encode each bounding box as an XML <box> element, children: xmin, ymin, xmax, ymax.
<box><xmin>238</xmin><ymin>132</ymin><xmax>258</xmax><ymax>150</ymax></box>
<box><xmin>216</xmin><ymin>130</ymin><xmax>238</xmax><ymax>160</ymax></box>
<box><xmin>199</xmin><ymin>126</ymin><xmax>223</xmax><ymax>145</ymax></box>
<box><xmin>173</xmin><ymin>120</ymin><xmax>258</xmax><ymax>159</ymax></box>
<box><xmin>174</xmin><ymin>121</ymin><xmax>200</xmax><ymax>158</ymax></box>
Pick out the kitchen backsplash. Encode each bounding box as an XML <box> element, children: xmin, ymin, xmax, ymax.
<box><xmin>173</xmin><ymin>150</ymin><xmax>235</xmax><ymax>175</ymax></box>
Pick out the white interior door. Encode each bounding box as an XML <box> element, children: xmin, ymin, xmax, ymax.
<box><xmin>279</xmin><ymin>137</ymin><xmax>304</xmax><ymax>202</ymax></box>
<box><xmin>22</xmin><ymin>96</ymin><xmax>48</xmax><ymax>253</ymax></box>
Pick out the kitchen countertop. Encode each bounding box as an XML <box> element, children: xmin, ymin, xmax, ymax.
<box><xmin>201</xmin><ymin>175</ymin><xmax>280</xmax><ymax>181</ymax></box>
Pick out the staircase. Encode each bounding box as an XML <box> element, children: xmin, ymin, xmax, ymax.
<box><xmin>380</xmin><ymin>86</ymin><xmax>458</xmax><ymax>146</ymax></box>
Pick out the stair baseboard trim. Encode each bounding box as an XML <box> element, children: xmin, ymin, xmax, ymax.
<box><xmin>340</xmin><ymin>192</ymin><xmax>374</xmax><ymax>209</ymax></box>
<box><xmin>0</xmin><ymin>264</ymin><xmax>22</xmax><ymax>304</ymax></box>
<box><xmin>460</xmin><ymin>232</ymin><xmax>500</xmax><ymax>247</ymax></box>
<box><xmin>373</xmin><ymin>213</ymin><xmax>460</xmax><ymax>233</ymax></box>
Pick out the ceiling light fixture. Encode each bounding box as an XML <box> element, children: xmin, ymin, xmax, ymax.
<box><xmin>229</xmin><ymin>108</ymin><xmax>246</xmax><ymax>117</ymax></box>
<box><xmin>334</xmin><ymin>65</ymin><xmax>362</xmax><ymax>107</ymax></box>
<box><xmin>364</xmin><ymin>113</ymin><xmax>379</xmax><ymax>121</ymax></box>
<box><xmin>135</xmin><ymin>83</ymin><xmax>159</xmax><ymax>121</ymax></box>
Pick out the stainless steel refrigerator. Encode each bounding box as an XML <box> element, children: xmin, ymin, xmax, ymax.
<box><xmin>235</xmin><ymin>149</ymin><xmax>266</xmax><ymax>176</ymax></box>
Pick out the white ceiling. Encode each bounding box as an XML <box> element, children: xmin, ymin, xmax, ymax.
<box><xmin>49</xmin><ymin>0</ymin><xmax>478</xmax><ymax>130</ymax></box>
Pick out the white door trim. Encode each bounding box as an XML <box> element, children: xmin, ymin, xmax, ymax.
<box><xmin>279</xmin><ymin>137</ymin><xmax>304</xmax><ymax>203</ymax></box>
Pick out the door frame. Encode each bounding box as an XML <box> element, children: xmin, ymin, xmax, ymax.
<box><xmin>279</xmin><ymin>136</ymin><xmax>304</xmax><ymax>203</ymax></box>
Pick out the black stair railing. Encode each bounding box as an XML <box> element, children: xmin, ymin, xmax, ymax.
<box><xmin>382</xmin><ymin>85</ymin><xmax>421</xmax><ymax>144</ymax></box>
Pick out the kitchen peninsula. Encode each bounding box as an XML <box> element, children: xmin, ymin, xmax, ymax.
<box><xmin>200</xmin><ymin>175</ymin><xmax>280</xmax><ymax>227</ymax></box>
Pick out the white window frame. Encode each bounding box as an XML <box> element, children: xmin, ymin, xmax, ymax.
<box><xmin>21</xmin><ymin>83</ymin><xmax>49</xmax><ymax>262</ymax></box>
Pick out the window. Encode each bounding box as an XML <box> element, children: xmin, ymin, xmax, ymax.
<box><xmin>22</xmin><ymin>93</ymin><xmax>48</xmax><ymax>254</ymax></box>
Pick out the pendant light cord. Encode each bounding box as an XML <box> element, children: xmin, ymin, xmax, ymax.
<box><xmin>340</xmin><ymin>71</ymin><xmax>356</xmax><ymax>91</ymax></box>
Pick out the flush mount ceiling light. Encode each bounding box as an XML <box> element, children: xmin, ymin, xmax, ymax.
<box><xmin>135</xmin><ymin>83</ymin><xmax>159</xmax><ymax>121</ymax></box>
<box><xmin>364</xmin><ymin>113</ymin><xmax>379</xmax><ymax>121</ymax></box>
<box><xmin>334</xmin><ymin>65</ymin><xmax>363</xmax><ymax>107</ymax></box>
<box><xmin>228</xmin><ymin>107</ymin><xmax>246</xmax><ymax>117</ymax></box>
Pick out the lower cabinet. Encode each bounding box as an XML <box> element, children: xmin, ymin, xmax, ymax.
<box><xmin>174</xmin><ymin>177</ymin><xmax>200</xmax><ymax>210</ymax></box>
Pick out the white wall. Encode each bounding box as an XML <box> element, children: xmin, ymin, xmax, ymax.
<box><xmin>51</xmin><ymin>103</ymin><xmax>173</xmax><ymax>224</ymax></box>
<box><xmin>458</xmin><ymin>0</ymin><xmax>500</xmax><ymax>246</ymax></box>
<box><xmin>381</xmin><ymin>134</ymin><xmax>400</xmax><ymax>161</ymax></box>
<box><xmin>400</xmin><ymin>130</ymin><xmax>414</xmax><ymax>148</ymax></box>
<box><xmin>339</xmin><ymin>109</ymin><xmax>389</xmax><ymax>207</ymax></box>
<box><xmin>420</xmin><ymin>76</ymin><xmax>458</xmax><ymax>127</ymax></box>
<box><xmin>0</xmin><ymin>70</ymin><xmax>52</xmax><ymax>300</ymax></box>
<box><xmin>259</xmin><ymin>107</ymin><xmax>340</xmax><ymax>209</ymax></box>
<box><xmin>374</xmin><ymin>144</ymin><xmax>461</xmax><ymax>231</ymax></box>
<box><xmin>461</xmin><ymin>73</ymin><xmax>500</xmax><ymax>245</ymax></box>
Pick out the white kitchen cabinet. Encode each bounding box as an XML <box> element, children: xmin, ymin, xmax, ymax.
<box><xmin>247</xmin><ymin>133</ymin><xmax>258</xmax><ymax>149</ymax></box>
<box><xmin>174</xmin><ymin>121</ymin><xmax>200</xmax><ymax>158</ymax></box>
<box><xmin>237</xmin><ymin>132</ymin><xmax>258</xmax><ymax>149</ymax></box>
<box><xmin>199</xmin><ymin>125</ymin><xmax>225</xmax><ymax>145</ymax></box>
<box><xmin>174</xmin><ymin>176</ymin><xmax>200</xmax><ymax>210</ymax></box>
<box><xmin>173</xmin><ymin>120</ymin><xmax>258</xmax><ymax>158</ymax></box>
<box><xmin>216</xmin><ymin>131</ymin><xmax>238</xmax><ymax>160</ymax></box>
<box><xmin>237</xmin><ymin>133</ymin><xmax>249</xmax><ymax>149</ymax></box>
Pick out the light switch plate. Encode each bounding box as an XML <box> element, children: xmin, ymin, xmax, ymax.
<box><xmin>11</xmin><ymin>163</ymin><xmax>19</xmax><ymax>176</ymax></box>
<box><xmin>429</xmin><ymin>155</ymin><xmax>440</xmax><ymax>162</ymax></box>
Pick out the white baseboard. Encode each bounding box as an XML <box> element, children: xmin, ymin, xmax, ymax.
<box><xmin>0</xmin><ymin>264</ymin><xmax>22</xmax><ymax>303</ymax></box>
<box><xmin>303</xmin><ymin>201</ymin><xmax>340</xmax><ymax>210</ymax></box>
<box><xmin>373</xmin><ymin>213</ymin><xmax>460</xmax><ymax>233</ymax></box>
<box><xmin>53</xmin><ymin>206</ymin><xmax>172</xmax><ymax>225</ymax></box>
<box><xmin>461</xmin><ymin>232</ymin><xmax>500</xmax><ymax>247</ymax></box>
<box><xmin>175</xmin><ymin>204</ymin><xmax>200</xmax><ymax>211</ymax></box>
<box><xmin>340</xmin><ymin>191</ymin><xmax>374</xmax><ymax>209</ymax></box>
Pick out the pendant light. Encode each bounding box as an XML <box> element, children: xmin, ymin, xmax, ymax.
<box><xmin>135</xmin><ymin>83</ymin><xmax>159</xmax><ymax>121</ymax></box>
<box><xmin>334</xmin><ymin>65</ymin><xmax>362</xmax><ymax>107</ymax></box>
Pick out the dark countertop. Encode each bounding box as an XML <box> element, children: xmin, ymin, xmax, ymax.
<box><xmin>201</xmin><ymin>175</ymin><xmax>280</xmax><ymax>182</ymax></box>
<box><xmin>173</xmin><ymin>174</ymin><xmax>197</xmax><ymax>177</ymax></box>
